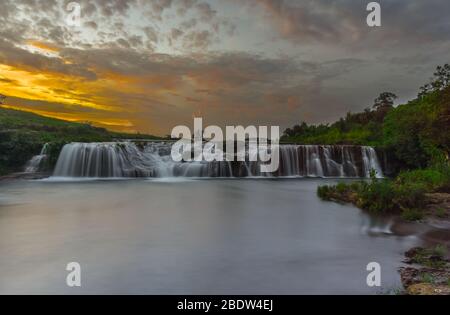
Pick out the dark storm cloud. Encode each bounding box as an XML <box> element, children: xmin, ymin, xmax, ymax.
<box><xmin>250</xmin><ymin>0</ymin><xmax>450</xmax><ymax>45</ymax></box>
<box><xmin>0</xmin><ymin>38</ymin><xmax>97</xmax><ymax>80</ymax></box>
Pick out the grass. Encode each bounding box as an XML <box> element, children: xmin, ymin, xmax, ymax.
<box><xmin>0</xmin><ymin>107</ymin><xmax>160</xmax><ymax>142</ymax></box>
<box><xmin>401</xmin><ymin>208</ymin><xmax>424</xmax><ymax>221</ymax></box>
<box><xmin>434</xmin><ymin>244</ymin><xmax>448</xmax><ymax>258</ymax></box>
<box><xmin>410</xmin><ymin>246</ymin><xmax>448</xmax><ymax>269</ymax></box>
<box><xmin>420</xmin><ymin>273</ymin><xmax>435</xmax><ymax>284</ymax></box>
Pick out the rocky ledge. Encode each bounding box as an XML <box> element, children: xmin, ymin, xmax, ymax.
<box><xmin>399</xmin><ymin>246</ymin><xmax>450</xmax><ymax>295</ymax></box>
<box><xmin>424</xmin><ymin>193</ymin><xmax>450</xmax><ymax>220</ymax></box>
<box><xmin>0</xmin><ymin>172</ymin><xmax>50</xmax><ymax>181</ymax></box>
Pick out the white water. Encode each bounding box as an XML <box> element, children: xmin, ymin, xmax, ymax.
<box><xmin>24</xmin><ymin>143</ymin><xmax>49</xmax><ymax>173</ymax></box>
<box><xmin>362</xmin><ymin>146</ymin><xmax>384</xmax><ymax>178</ymax></box>
<box><xmin>53</xmin><ymin>142</ymin><xmax>384</xmax><ymax>178</ymax></box>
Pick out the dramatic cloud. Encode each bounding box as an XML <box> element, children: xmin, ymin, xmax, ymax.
<box><xmin>0</xmin><ymin>0</ymin><xmax>449</xmax><ymax>134</ymax></box>
<box><xmin>250</xmin><ymin>0</ymin><xmax>450</xmax><ymax>45</ymax></box>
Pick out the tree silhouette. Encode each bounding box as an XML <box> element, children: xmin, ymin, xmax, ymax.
<box><xmin>419</xmin><ymin>63</ymin><xmax>450</xmax><ymax>97</ymax></box>
<box><xmin>373</xmin><ymin>92</ymin><xmax>397</xmax><ymax>110</ymax></box>
<box><xmin>0</xmin><ymin>94</ymin><xmax>5</xmax><ymax>105</ymax></box>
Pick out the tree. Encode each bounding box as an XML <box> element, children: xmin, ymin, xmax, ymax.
<box><xmin>371</xmin><ymin>92</ymin><xmax>397</xmax><ymax>123</ymax></box>
<box><xmin>0</xmin><ymin>94</ymin><xmax>5</xmax><ymax>105</ymax></box>
<box><xmin>283</xmin><ymin>127</ymin><xmax>294</xmax><ymax>137</ymax></box>
<box><xmin>419</xmin><ymin>63</ymin><xmax>450</xmax><ymax>97</ymax></box>
<box><xmin>429</xmin><ymin>86</ymin><xmax>450</xmax><ymax>159</ymax></box>
<box><xmin>373</xmin><ymin>92</ymin><xmax>397</xmax><ymax>110</ymax></box>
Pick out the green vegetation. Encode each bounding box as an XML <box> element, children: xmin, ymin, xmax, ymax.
<box><xmin>316</xmin><ymin>64</ymin><xmax>450</xmax><ymax>220</ymax></box>
<box><xmin>420</xmin><ymin>273</ymin><xmax>435</xmax><ymax>284</ymax></box>
<box><xmin>282</xmin><ymin>92</ymin><xmax>396</xmax><ymax>146</ymax></box>
<box><xmin>318</xmin><ymin>164</ymin><xmax>450</xmax><ymax>220</ymax></box>
<box><xmin>410</xmin><ymin>246</ymin><xmax>448</xmax><ymax>269</ymax></box>
<box><xmin>0</xmin><ymin>106</ymin><xmax>160</xmax><ymax>175</ymax></box>
<box><xmin>400</xmin><ymin>245</ymin><xmax>450</xmax><ymax>295</ymax></box>
<box><xmin>284</xmin><ymin>64</ymin><xmax>450</xmax><ymax>171</ymax></box>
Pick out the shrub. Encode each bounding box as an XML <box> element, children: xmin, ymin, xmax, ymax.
<box><xmin>401</xmin><ymin>208</ymin><xmax>424</xmax><ymax>221</ymax></box>
<box><xmin>433</xmin><ymin>244</ymin><xmax>447</xmax><ymax>258</ymax></box>
<box><xmin>317</xmin><ymin>185</ymin><xmax>332</xmax><ymax>200</ymax></box>
<box><xmin>335</xmin><ymin>182</ymin><xmax>348</xmax><ymax>194</ymax></box>
<box><xmin>393</xmin><ymin>182</ymin><xmax>427</xmax><ymax>210</ymax></box>
<box><xmin>318</xmin><ymin>162</ymin><xmax>450</xmax><ymax>221</ymax></box>
<box><xmin>357</xmin><ymin>179</ymin><xmax>396</xmax><ymax>213</ymax></box>
<box><xmin>396</xmin><ymin>167</ymin><xmax>449</xmax><ymax>191</ymax></box>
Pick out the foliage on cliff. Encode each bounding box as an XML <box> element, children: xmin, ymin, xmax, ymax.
<box><xmin>283</xmin><ymin>64</ymin><xmax>450</xmax><ymax>171</ymax></box>
<box><xmin>0</xmin><ymin>107</ymin><xmax>160</xmax><ymax>175</ymax></box>
<box><xmin>281</xmin><ymin>93</ymin><xmax>395</xmax><ymax>146</ymax></box>
<box><xmin>384</xmin><ymin>90</ymin><xmax>449</xmax><ymax>169</ymax></box>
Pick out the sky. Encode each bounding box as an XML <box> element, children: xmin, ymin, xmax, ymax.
<box><xmin>0</xmin><ymin>0</ymin><xmax>449</xmax><ymax>135</ymax></box>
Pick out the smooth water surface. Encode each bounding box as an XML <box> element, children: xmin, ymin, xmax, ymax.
<box><xmin>0</xmin><ymin>179</ymin><xmax>419</xmax><ymax>294</ymax></box>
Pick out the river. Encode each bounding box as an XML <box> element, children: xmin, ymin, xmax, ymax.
<box><xmin>0</xmin><ymin>178</ymin><xmax>420</xmax><ymax>294</ymax></box>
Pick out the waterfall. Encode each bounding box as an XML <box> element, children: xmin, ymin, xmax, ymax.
<box><xmin>361</xmin><ymin>146</ymin><xmax>383</xmax><ymax>178</ymax></box>
<box><xmin>52</xmin><ymin>142</ymin><xmax>384</xmax><ymax>178</ymax></box>
<box><xmin>24</xmin><ymin>143</ymin><xmax>49</xmax><ymax>173</ymax></box>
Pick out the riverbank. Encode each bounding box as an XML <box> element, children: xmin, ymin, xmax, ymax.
<box><xmin>318</xmin><ymin>164</ymin><xmax>450</xmax><ymax>220</ymax></box>
<box><xmin>0</xmin><ymin>172</ymin><xmax>50</xmax><ymax>181</ymax></box>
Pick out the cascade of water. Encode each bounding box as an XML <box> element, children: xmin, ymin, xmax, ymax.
<box><xmin>361</xmin><ymin>146</ymin><xmax>383</xmax><ymax>178</ymax></box>
<box><xmin>52</xmin><ymin>142</ymin><xmax>385</xmax><ymax>178</ymax></box>
<box><xmin>24</xmin><ymin>143</ymin><xmax>49</xmax><ymax>173</ymax></box>
<box><xmin>306</xmin><ymin>145</ymin><xmax>324</xmax><ymax>177</ymax></box>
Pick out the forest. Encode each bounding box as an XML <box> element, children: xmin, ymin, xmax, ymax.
<box><xmin>312</xmin><ymin>64</ymin><xmax>450</xmax><ymax>221</ymax></box>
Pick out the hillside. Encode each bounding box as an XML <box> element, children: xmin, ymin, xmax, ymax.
<box><xmin>0</xmin><ymin>107</ymin><xmax>160</xmax><ymax>175</ymax></box>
